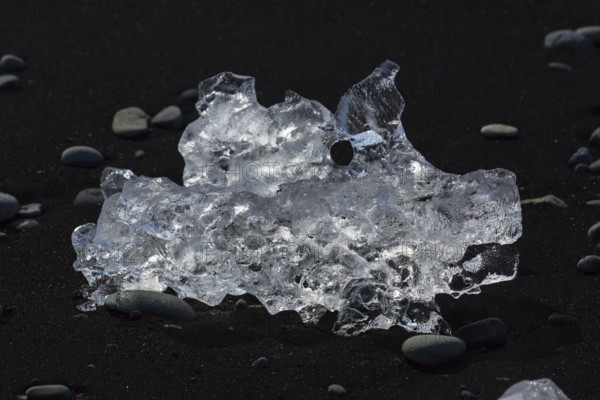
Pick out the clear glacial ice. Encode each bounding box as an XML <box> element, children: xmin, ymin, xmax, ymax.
<box><xmin>72</xmin><ymin>61</ymin><xmax>522</xmax><ymax>335</ymax></box>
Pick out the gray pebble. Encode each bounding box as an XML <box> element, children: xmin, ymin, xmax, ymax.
<box><xmin>112</xmin><ymin>107</ymin><xmax>150</xmax><ymax>138</ymax></box>
<box><xmin>576</xmin><ymin>255</ymin><xmax>600</xmax><ymax>274</ymax></box>
<box><xmin>252</xmin><ymin>356</ymin><xmax>269</xmax><ymax>368</ymax></box>
<box><xmin>586</xmin><ymin>199</ymin><xmax>600</xmax><ymax>205</ymax></box>
<box><xmin>0</xmin><ymin>54</ymin><xmax>26</xmax><ymax>71</ymax></box>
<box><xmin>0</xmin><ymin>74</ymin><xmax>20</xmax><ymax>91</ymax></box>
<box><xmin>547</xmin><ymin>62</ymin><xmax>572</xmax><ymax>72</ymax></box>
<box><xmin>25</xmin><ymin>384</ymin><xmax>72</xmax><ymax>400</ymax></box>
<box><xmin>588</xmin><ymin>221</ymin><xmax>600</xmax><ymax>242</ymax></box>
<box><xmin>480</xmin><ymin>124</ymin><xmax>519</xmax><ymax>139</ymax></box>
<box><xmin>0</xmin><ymin>231</ymin><xmax>6</xmax><ymax>239</ymax></box>
<box><xmin>180</xmin><ymin>88</ymin><xmax>199</xmax><ymax>102</ymax></box>
<box><xmin>0</xmin><ymin>192</ymin><xmax>19</xmax><ymax>222</ymax></box>
<box><xmin>544</xmin><ymin>29</ymin><xmax>593</xmax><ymax>51</ymax></box>
<box><xmin>6</xmin><ymin>218</ymin><xmax>39</xmax><ymax>231</ymax></box>
<box><xmin>151</xmin><ymin>105</ymin><xmax>183</xmax><ymax>130</ymax></box>
<box><xmin>567</xmin><ymin>147</ymin><xmax>592</xmax><ymax>167</ymax></box>
<box><xmin>17</xmin><ymin>203</ymin><xmax>42</xmax><ymax>218</ymax></box>
<box><xmin>589</xmin><ymin>127</ymin><xmax>600</xmax><ymax>148</ymax></box>
<box><xmin>401</xmin><ymin>335</ymin><xmax>466</xmax><ymax>366</ymax></box>
<box><xmin>454</xmin><ymin>317</ymin><xmax>507</xmax><ymax>349</ymax></box>
<box><xmin>575</xmin><ymin>163</ymin><xmax>589</xmax><ymax>173</ymax></box>
<box><xmin>576</xmin><ymin>25</ymin><xmax>600</xmax><ymax>45</ymax></box>
<box><xmin>104</xmin><ymin>290</ymin><xmax>195</xmax><ymax>321</ymax></box>
<box><xmin>328</xmin><ymin>384</ymin><xmax>348</xmax><ymax>396</ymax></box>
<box><xmin>589</xmin><ymin>159</ymin><xmax>600</xmax><ymax>175</ymax></box>
<box><xmin>460</xmin><ymin>389</ymin><xmax>477</xmax><ymax>399</ymax></box>
<box><xmin>235</xmin><ymin>299</ymin><xmax>248</xmax><ymax>310</ymax></box>
<box><xmin>74</xmin><ymin>188</ymin><xmax>104</xmax><ymax>207</ymax></box>
<box><xmin>134</xmin><ymin>149</ymin><xmax>145</xmax><ymax>159</ymax></box>
<box><xmin>548</xmin><ymin>313</ymin><xmax>578</xmax><ymax>326</ymax></box>
<box><xmin>61</xmin><ymin>146</ymin><xmax>104</xmax><ymax>168</ymax></box>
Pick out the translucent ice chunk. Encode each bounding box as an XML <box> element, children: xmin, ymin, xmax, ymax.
<box><xmin>498</xmin><ymin>378</ymin><xmax>570</xmax><ymax>400</ymax></box>
<box><xmin>71</xmin><ymin>61</ymin><xmax>522</xmax><ymax>335</ymax></box>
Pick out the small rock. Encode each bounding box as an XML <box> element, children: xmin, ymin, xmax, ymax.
<box><xmin>61</xmin><ymin>146</ymin><xmax>104</xmax><ymax>168</ymax></box>
<box><xmin>252</xmin><ymin>356</ymin><xmax>269</xmax><ymax>368</ymax></box>
<box><xmin>460</xmin><ymin>389</ymin><xmax>477</xmax><ymax>399</ymax></box>
<box><xmin>74</xmin><ymin>188</ymin><xmax>104</xmax><ymax>208</ymax></box>
<box><xmin>235</xmin><ymin>299</ymin><xmax>248</xmax><ymax>310</ymax></box>
<box><xmin>72</xmin><ymin>313</ymin><xmax>88</xmax><ymax>319</ymax></box>
<box><xmin>401</xmin><ymin>335</ymin><xmax>466</xmax><ymax>366</ymax></box>
<box><xmin>25</xmin><ymin>384</ymin><xmax>72</xmax><ymax>400</ymax></box>
<box><xmin>520</xmin><ymin>195</ymin><xmax>567</xmax><ymax>208</ymax></box>
<box><xmin>547</xmin><ymin>62</ymin><xmax>572</xmax><ymax>72</ymax></box>
<box><xmin>454</xmin><ymin>318</ymin><xmax>507</xmax><ymax>349</ymax></box>
<box><xmin>0</xmin><ymin>232</ymin><xmax>6</xmax><ymax>239</ymax></box>
<box><xmin>104</xmin><ymin>290</ymin><xmax>195</xmax><ymax>321</ymax></box>
<box><xmin>576</xmin><ymin>25</ymin><xmax>600</xmax><ymax>45</ymax></box>
<box><xmin>548</xmin><ymin>313</ymin><xmax>578</xmax><ymax>326</ymax></box>
<box><xmin>575</xmin><ymin>163</ymin><xmax>589</xmax><ymax>173</ymax></box>
<box><xmin>134</xmin><ymin>149</ymin><xmax>145</xmax><ymax>159</ymax></box>
<box><xmin>112</xmin><ymin>107</ymin><xmax>150</xmax><ymax>138</ymax></box>
<box><xmin>480</xmin><ymin>124</ymin><xmax>519</xmax><ymax>139</ymax></box>
<box><xmin>151</xmin><ymin>105</ymin><xmax>183</xmax><ymax>130</ymax></box>
<box><xmin>105</xmin><ymin>343</ymin><xmax>119</xmax><ymax>354</ymax></box>
<box><xmin>568</xmin><ymin>147</ymin><xmax>593</xmax><ymax>167</ymax></box>
<box><xmin>0</xmin><ymin>192</ymin><xmax>19</xmax><ymax>222</ymax></box>
<box><xmin>328</xmin><ymin>384</ymin><xmax>348</xmax><ymax>396</ymax></box>
<box><xmin>164</xmin><ymin>324</ymin><xmax>183</xmax><ymax>330</ymax></box>
<box><xmin>576</xmin><ymin>255</ymin><xmax>600</xmax><ymax>274</ymax></box>
<box><xmin>0</xmin><ymin>54</ymin><xmax>26</xmax><ymax>70</ymax></box>
<box><xmin>589</xmin><ymin>159</ymin><xmax>600</xmax><ymax>175</ymax></box>
<box><xmin>544</xmin><ymin>29</ymin><xmax>593</xmax><ymax>51</ymax></box>
<box><xmin>0</xmin><ymin>74</ymin><xmax>20</xmax><ymax>91</ymax></box>
<box><xmin>589</xmin><ymin>127</ymin><xmax>600</xmax><ymax>148</ymax></box>
<box><xmin>17</xmin><ymin>203</ymin><xmax>42</xmax><ymax>218</ymax></box>
<box><xmin>180</xmin><ymin>88</ymin><xmax>199</xmax><ymax>102</ymax></box>
<box><xmin>586</xmin><ymin>199</ymin><xmax>600</xmax><ymax>205</ymax></box>
<box><xmin>6</xmin><ymin>218</ymin><xmax>40</xmax><ymax>231</ymax></box>
<box><xmin>588</xmin><ymin>221</ymin><xmax>600</xmax><ymax>242</ymax></box>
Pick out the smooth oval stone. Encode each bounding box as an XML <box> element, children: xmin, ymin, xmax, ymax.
<box><xmin>575</xmin><ymin>163</ymin><xmax>589</xmax><ymax>173</ymax></box>
<box><xmin>576</xmin><ymin>25</ymin><xmax>600</xmax><ymax>45</ymax></box>
<box><xmin>0</xmin><ymin>192</ymin><xmax>19</xmax><ymax>222</ymax></box>
<box><xmin>17</xmin><ymin>203</ymin><xmax>42</xmax><ymax>218</ymax></box>
<box><xmin>589</xmin><ymin>127</ymin><xmax>600</xmax><ymax>148</ymax></box>
<box><xmin>134</xmin><ymin>149</ymin><xmax>145</xmax><ymax>159</ymax></box>
<box><xmin>252</xmin><ymin>356</ymin><xmax>269</xmax><ymax>368</ymax></box>
<box><xmin>480</xmin><ymin>124</ymin><xmax>519</xmax><ymax>139</ymax></box>
<box><xmin>112</xmin><ymin>107</ymin><xmax>150</xmax><ymax>138</ymax></box>
<box><xmin>6</xmin><ymin>218</ymin><xmax>39</xmax><ymax>231</ymax></box>
<box><xmin>104</xmin><ymin>290</ymin><xmax>195</xmax><ymax>321</ymax></box>
<box><xmin>0</xmin><ymin>54</ymin><xmax>26</xmax><ymax>70</ymax></box>
<box><xmin>576</xmin><ymin>255</ymin><xmax>600</xmax><ymax>274</ymax></box>
<box><xmin>589</xmin><ymin>159</ymin><xmax>600</xmax><ymax>176</ymax></box>
<box><xmin>328</xmin><ymin>384</ymin><xmax>348</xmax><ymax>396</ymax></box>
<box><xmin>544</xmin><ymin>29</ymin><xmax>593</xmax><ymax>51</ymax></box>
<box><xmin>179</xmin><ymin>88</ymin><xmax>199</xmax><ymax>102</ymax></box>
<box><xmin>454</xmin><ymin>317</ymin><xmax>507</xmax><ymax>349</ymax></box>
<box><xmin>401</xmin><ymin>335</ymin><xmax>466</xmax><ymax>366</ymax></box>
<box><xmin>587</xmin><ymin>221</ymin><xmax>600</xmax><ymax>242</ymax></box>
<box><xmin>25</xmin><ymin>384</ymin><xmax>72</xmax><ymax>400</ymax></box>
<box><xmin>0</xmin><ymin>232</ymin><xmax>7</xmax><ymax>239</ymax></box>
<box><xmin>151</xmin><ymin>105</ymin><xmax>183</xmax><ymax>130</ymax></box>
<box><xmin>548</xmin><ymin>313</ymin><xmax>578</xmax><ymax>326</ymax></box>
<box><xmin>235</xmin><ymin>299</ymin><xmax>247</xmax><ymax>310</ymax></box>
<box><xmin>0</xmin><ymin>74</ymin><xmax>20</xmax><ymax>91</ymax></box>
<box><xmin>74</xmin><ymin>188</ymin><xmax>104</xmax><ymax>207</ymax></box>
<box><xmin>61</xmin><ymin>146</ymin><xmax>104</xmax><ymax>168</ymax></box>
<box><xmin>568</xmin><ymin>147</ymin><xmax>593</xmax><ymax>167</ymax></box>
<box><xmin>547</xmin><ymin>62</ymin><xmax>572</xmax><ymax>72</ymax></box>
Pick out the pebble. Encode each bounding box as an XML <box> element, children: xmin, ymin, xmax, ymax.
<box><xmin>134</xmin><ymin>149</ymin><xmax>145</xmax><ymax>159</ymax></box>
<box><xmin>0</xmin><ymin>192</ymin><xmax>19</xmax><ymax>222</ymax></box>
<box><xmin>74</xmin><ymin>188</ymin><xmax>104</xmax><ymax>207</ymax></box>
<box><xmin>567</xmin><ymin>147</ymin><xmax>593</xmax><ymax>167</ymax></box>
<box><xmin>460</xmin><ymin>389</ymin><xmax>477</xmax><ymax>399</ymax></box>
<box><xmin>25</xmin><ymin>384</ymin><xmax>72</xmax><ymax>400</ymax></box>
<box><xmin>589</xmin><ymin>159</ymin><xmax>600</xmax><ymax>175</ymax></box>
<box><xmin>454</xmin><ymin>318</ymin><xmax>507</xmax><ymax>349</ymax></box>
<box><xmin>0</xmin><ymin>74</ymin><xmax>20</xmax><ymax>91</ymax></box>
<box><xmin>520</xmin><ymin>195</ymin><xmax>567</xmax><ymax>208</ymax></box>
<box><xmin>252</xmin><ymin>356</ymin><xmax>269</xmax><ymax>368</ymax></box>
<box><xmin>589</xmin><ymin>127</ymin><xmax>600</xmax><ymax>148</ymax></box>
<box><xmin>0</xmin><ymin>54</ymin><xmax>26</xmax><ymax>70</ymax></box>
<box><xmin>0</xmin><ymin>232</ymin><xmax>6</xmax><ymax>239</ymax></box>
<box><xmin>61</xmin><ymin>146</ymin><xmax>104</xmax><ymax>168</ymax></box>
<box><xmin>575</xmin><ymin>163</ymin><xmax>589</xmax><ymax>173</ymax></box>
<box><xmin>586</xmin><ymin>199</ymin><xmax>600</xmax><ymax>205</ymax></box>
<box><xmin>588</xmin><ymin>221</ymin><xmax>600</xmax><ymax>242</ymax></box>
<box><xmin>104</xmin><ymin>290</ymin><xmax>195</xmax><ymax>321</ymax></box>
<box><xmin>180</xmin><ymin>88</ymin><xmax>199</xmax><ymax>102</ymax></box>
<box><xmin>548</xmin><ymin>313</ymin><xmax>578</xmax><ymax>326</ymax></box>
<box><xmin>576</xmin><ymin>25</ymin><xmax>600</xmax><ymax>45</ymax></box>
<box><xmin>328</xmin><ymin>384</ymin><xmax>348</xmax><ymax>396</ymax></box>
<box><xmin>576</xmin><ymin>255</ymin><xmax>600</xmax><ymax>274</ymax></box>
<box><xmin>480</xmin><ymin>124</ymin><xmax>519</xmax><ymax>139</ymax></box>
<box><xmin>547</xmin><ymin>62</ymin><xmax>572</xmax><ymax>72</ymax></box>
<box><xmin>112</xmin><ymin>107</ymin><xmax>150</xmax><ymax>138</ymax></box>
<box><xmin>6</xmin><ymin>218</ymin><xmax>40</xmax><ymax>231</ymax></box>
<box><xmin>151</xmin><ymin>105</ymin><xmax>183</xmax><ymax>130</ymax></box>
<box><xmin>235</xmin><ymin>299</ymin><xmax>248</xmax><ymax>310</ymax></box>
<box><xmin>544</xmin><ymin>29</ymin><xmax>593</xmax><ymax>51</ymax></box>
<box><xmin>401</xmin><ymin>335</ymin><xmax>466</xmax><ymax>366</ymax></box>
<box><xmin>17</xmin><ymin>203</ymin><xmax>42</xmax><ymax>218</ymax></box>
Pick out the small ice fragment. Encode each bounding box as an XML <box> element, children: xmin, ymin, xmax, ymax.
<box><xmin>497</xmin><ymin>378</ymin><xmax>570</xmax><ymax>400</ymax></box>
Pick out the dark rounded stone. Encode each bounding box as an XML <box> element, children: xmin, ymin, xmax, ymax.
<box><xmin>568</xmin><ymin>147</ymin><xmax>592</xmax><ymax>167</ymax></box>
<box><xmin>25</xmin><ymin>384</ymin><xmax>72</xmax><ymax>400</ymax></box>
<box><xmin>74</xmin><ymin>188</ymin><xmax>104</xmax><ymax>208</ymax></box>
<box><xmin>61</xmin><ymin>146</ymin><xmax>104</xmax><ymax>168</ymax></box>
<box><xmin>544</xmin><ymin>29</ymin><xmax>594</xmax><ymax>51</ymax></box>
<box><xmin>180</xmin><ymin>88</ymin><xmax>199</xmax><ymax>102</ymax></box>
<box><xmin>401</xmin><ymin>335</ymin><xmax>466</xmax><ymax>366</ymax></box>
<box><xmin>576</xmin><ymin>255</ymin><xmax>600</xmax><ymax>274</ymax></box>
<box><xmin>589</xmin><ymin>127</ymin><xmax>600</xmax><ymax>148</ymax></box>
<box><xmin>454</xmin><ymin>317</ymin><xmax>507</xmax><ymax>349</ymax></box>
<box><xmin>587</xmin><ymin>222</ymin><xmax>600</xmax><ymax>242</ymax></box>
<box><xmin>104</xmin><ymin>290</ymin><xmax>195</xmax><ymax>321</ymax></box>
<box><xmin>252</xmin><ymin>356</ymin><xmax>269</xmax><ymax>368</ymax></box>
<box><xmin>574</xmin><ymin>163</ymin><xmax>589</xmax><ymax>173</ymax></box>
<box><xmin>548</xmin><ymin>313</ymin><xmax>578</xmax><ymax>326</ymax></box>
<box><xmin>235</xmin><ymin>299</ymin><xmax>248</xmax><ymax>310</ymax></box>
<box><xmin>588</xmin><ymin>159</ymin><xmax>600</xmax><ymax>175</ymax></box>
<box><xmin>328</xmin><ymin>384</ymin><xmax>348</xmax><ymax>396</ymax></box>
<box><xmin>0</xmin><ymin>192</ymin><xmax>19</xmax><ymax>222</ymax></box>
<box><xmin>330</xmin><ymin>139</ymin><xmax>354</xmax><ymax>166</ymax></box>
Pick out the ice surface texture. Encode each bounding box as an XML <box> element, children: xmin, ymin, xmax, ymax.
<box><xmin>498</xmin><ymin>378</ymin><xmax>570</xmax><ymax>400</ymax></box>
<box><xmin>72</xmin><ymin>61</ymin><xmax>522</xmax><ymax>335</ymax></box>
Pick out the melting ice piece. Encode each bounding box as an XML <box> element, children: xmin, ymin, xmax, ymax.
<box><xmin>72</xmin><ymin>61</ymin><xmax>522</xmax><ymax>335</ymax></box>
<box><xmin>498</xmin><ymin>378</ymin><xmax>570</xmax><ymax>400</ymax></box>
